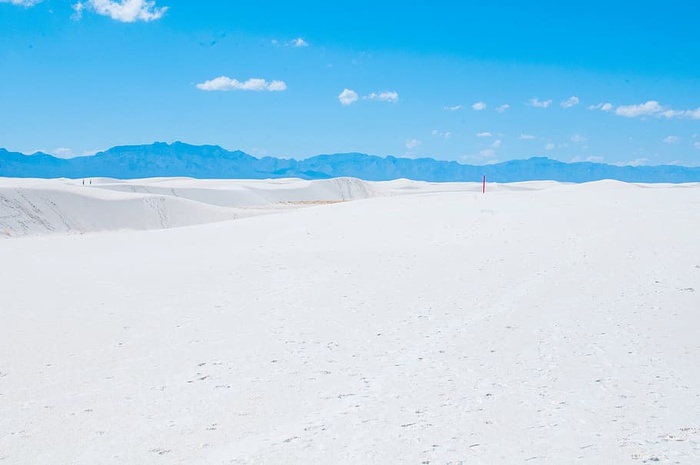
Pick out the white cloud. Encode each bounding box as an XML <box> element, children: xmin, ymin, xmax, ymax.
<box><xmin>688</xmin><ymin>108</ymin><xmax>700</xmax><ymax>119</ymax></box>
<box><xmin>561</xmin><ymin>96</ymin><xmax>580</xmax><ymax>109</ymax></box>
<box><xmin>495</xmin><ymin>104</ymin><xmax>510</xmax><ymax>113</ymax></box>
<box><xmin>338</xmin><ymin>89</ymin><xmax>399</xmax><ymax>105</ymax></box>
<box><xmin>71</xmin><ymin>1</ymin><xmax>85</xmax><ymax>18</ymax></box>
<box><xmin>431</xmin><ymin>130</ymin><xmax>451</xmax><ymax>138</ymax></box>
<box><xmin>545</xmin><ymin>142</ymin><xmax>555</xmax><ymax>150</ymax></box>
<box><xmin>338</xmin><ymin>88</ymin><xmax>359</xmax><ymax>105</ymax></box>
<box><xmin>604</xmin><ymin>100</ymin><xmax>700</xmax><ymax>120</ymax></box>
<box><xmin>615</xmin><ymin>100</ymin><xmax>663</xmax><ymax>118</ymax></box>
<box><xmin>364</xmin><ymin>91</ymin><xmax>399</xmax><ymax>103</ymax></box>
<box><xmin>492</xmin><ymin>139</ymin><xmax>502</xmax><ymax>149</ymax></box>
<box><xmin>197</xmin><ymin>76</ymin><xmax>287</xmax><ymax>92</ymax></box>
<box><xmin>588</xmin><ymin>102</ymin><xmax>613</xmax><ymax>112</ymax></box>
<box><xmin>570</xmin><ymin>134</ymin><xmax>587</xmax><ymax>143</ymax></box>
<box><xmin>519</xmin><ymin>134</ymin><xmax>536</xmax><ymax>140</ymax></box>
<box><xmin>0</xmin><ymin>0</ymin><xmax>41</xmax><ymax>6</ymax></box>
<box><xmin>405</xmin><ymin>139</ymin><xmax>421</xmax><ymax>149</ymax></box>
<box><xmin>694</xmin><ymin>142</ymin><xmax>700</xmax><ymax>150</ymax></box>
<box><xmin>528</xmin><ymin>98</ymin><xmax>552</xmax><ymax>108</ymax></box>
<box><xmin>266</xmin><ymin>81</ymin><xmax>287</xmax><ymax>91</ymax></box>
<box><xmin>663</xmin><ymin>136</ymin><xmax>680</xmax><ymax>144</ymax></box>
<box><xmin>443</xmin><ymin>105</ymin><xmax>462</xmax><ymax>111</ymax></box>
<box><xmin>479</xmin><ymin>149</ymin><xmax>495</xmax><ymax>158</ymax></box>
<box><xmin>472</xmin><ymin>101</ymin><xmax>487</xmax><ymax>111</ymax></box>
<box><xmin>476</xmin><ymin>132</ymin><xmax>492</xmax><ymax>138</ymax></box>
<box><xmin>661</xmin><ymin>109</ymin><xmax>686</xmax><ymax>118</ymax></box>
<box><xmin>663</xmin><ymin>107</ymin><xmax>700</xmax><ymax>119</ymax></box>
<box><xmin>73</xmin><ymin>0</ymin><xmax>168</xmax><ymax>22</ymax></box>
<box><xmin>275</xmin><ymin>38</ymin><xmax>309</xmax><ymax>48</ymax></box>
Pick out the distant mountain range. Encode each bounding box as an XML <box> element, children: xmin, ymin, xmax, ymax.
<box><xmin>2</xmin><ymin>142</ymin><xmax>700</xmax><ymax>183</ymax></box>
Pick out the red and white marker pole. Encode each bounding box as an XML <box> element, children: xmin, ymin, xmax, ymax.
<box><xmin>482</xmin><ymin>175</ymin><xmax>486</xmax><ymax>194</ymax></box>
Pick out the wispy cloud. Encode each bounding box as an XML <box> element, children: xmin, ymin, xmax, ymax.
<box><xmin>615</xmin><ymin>100</ymin><xmax>663</xmax><ymax>118</ymax></box>
<box><xmin>662</xmin><ymin>107</ymin><xmax>700</xmax><ymax>119</ymax></box>
<box><xmin>72</xmin><ymin>0</ymin><xmax>168</xmax><ymax>22</ymax></box>
<box><xmin>570</xmin><ymin>134</ymin><xmax>587</xmax><ymax>143</ymax></box>
<box><xmin>431</xmin><ymin>130</ymin><xmax>451</xmax><ymax>139</ymax></box>
<box><xmin>479</xmin><ymin>149</ymin><xmax>495</xmax><ymax>158</ymax></box>
<box><xmin>405</xmin><ymin>139</ymin><xmax>421</xmax><ymax>149</ymax></box>
<box><xmin>476</xmin><ymin>132</ymin><xmax>492</xmax><ymax>138</ymax></box>
<box><xmin>545</xmin><ymin>142</ymin><xmax>555</xmax><ymax>150</ymax></box>
<box><xmin>443</xmin><ymin>105</ymin><xmax>462</xmax><ymax>111</ymax></box>
<box><xmin>72</xmin><ymin>1</ymin><xmax>85</xmax><ymax>18</ymax></box>
<box><xmin>364</xmin><ymin>91</ymin><xmax>399</xmax><ymax>103</ymax></box>
<box><xmin>495</xmin><ymin>104</ymin><xmax>510</xmax><ymax>113</ymax></box>
<box><xmin>528</xmin><ymin>98</ymin><xmax>552</xmax><ymax>108</ymax></box>
<box><xmin>338</xmin><ymin>89</ymin><xmax>398</xmax><ymax>105</ymax></box>
<box><xmin>338</xmin><ymin>89</ymin><xmax>359</xmax><ymax>105</ymax></box>
<box><xmin>661</xmin><ymin>110</ymin><xmax>686</xmax><ymax>118</ymax></box>
<box><xmin>614</xmin><ymin>101</ymin><xmax>700</xmax><ymax>119</ymax></box>
<box><xmin>519</xmin><ymin>134</ymin><xmax>536</xmax><ymax>140</ymax></box>
<box><xmin>197</xmin><ymin>76</ymin><xmax>287</xmax><ymax>92</ymax></box>
<box><xmin>561</xmin><ymin>96</ymin><xmax>580</xmax><ymax>109</ymax></box>
<box><xmin>472</xmin><ymin>102</ymin><xmax>487</xmax><ymax>111</ymax></box>
<box><xmin>273</xmin><ymin>37</ymin><xmax>309</xmax><ymax>47</ymax></box>
<box><xmin>694</xmin><ymin>142</ymin><xmax>700</xmax><ymax>150</ymax></box>
<box><xmin>0</xmin><ymin>0</ymin><xmax>41</xmax><ymax>6</ymax></box>
<box><xmin>492</xmin><ymin>139</ymin><xmax>502</xmax><ymax>149</ymax></box>
<box><xmin>663</xmin><ymin>135</ymin><xmax>680</xmax><ymax>144</ymax></box>
<box><xmin>588</xmin><ymin>102</ymin><xmax>613</xmax><ymax>111</ymax></box>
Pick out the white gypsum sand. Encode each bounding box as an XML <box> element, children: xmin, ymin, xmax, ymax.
<box><xmin>0</xmin><ymin>176</ymin><xmax>489</xmax><ymax>237</ymax></box>
<box><xmin>0</xmin><ymin>178</ymin><xmax>699</xmax><ymax>464</ymax></box>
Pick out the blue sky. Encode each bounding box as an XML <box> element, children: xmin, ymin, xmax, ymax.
<box><xmin>1</xmin><ymin>0</ymin><xmax>699</xmax><ymax>165</ymax></box>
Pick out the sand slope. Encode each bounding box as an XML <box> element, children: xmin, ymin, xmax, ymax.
<box><xmin>0</xmin><ymin>177</ymin><xmax>386</xmax><ymax>237</ymax></box>
<box><xmin>0</xmin><ymin>177</ymin><xmax>495</xmax><ymax>237</ymax></box>
<box><xmin>1</xmin><ymin>179</ymin><xmax>699</xmax><ymax>464</ymax></box>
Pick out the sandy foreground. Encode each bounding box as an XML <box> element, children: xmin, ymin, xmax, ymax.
<box><xmin>1</xmin><ymin>177</ymin><xmax>699</xmax><ymax>464</ymax></box>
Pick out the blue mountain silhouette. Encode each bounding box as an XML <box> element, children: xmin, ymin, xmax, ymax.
<box><xmin>2</xmin><ymin>142</ymin><xmax>699</xmax><ymax>183</ymax></box>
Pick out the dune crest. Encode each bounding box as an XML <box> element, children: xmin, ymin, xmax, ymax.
<box><xmin>0</xmin><ymin>177</ymin><xmax>395</xmax><ymax>237</ymax></box>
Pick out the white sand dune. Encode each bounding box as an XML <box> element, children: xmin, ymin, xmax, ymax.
<box><xmin>1</xmin><ymin>178</ymin><xmax>699</xmax><ymax>464</ymax></box>
<box><xmin>0</xmin><ymin>177</ymin><xmax>489</xmax><ymax>237</ymax></box>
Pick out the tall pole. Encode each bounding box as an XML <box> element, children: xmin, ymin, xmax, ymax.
<box><xmin>482</xmin><ymin>175</ymin><xmax>486</xmax><ymax>194</ymax></box>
